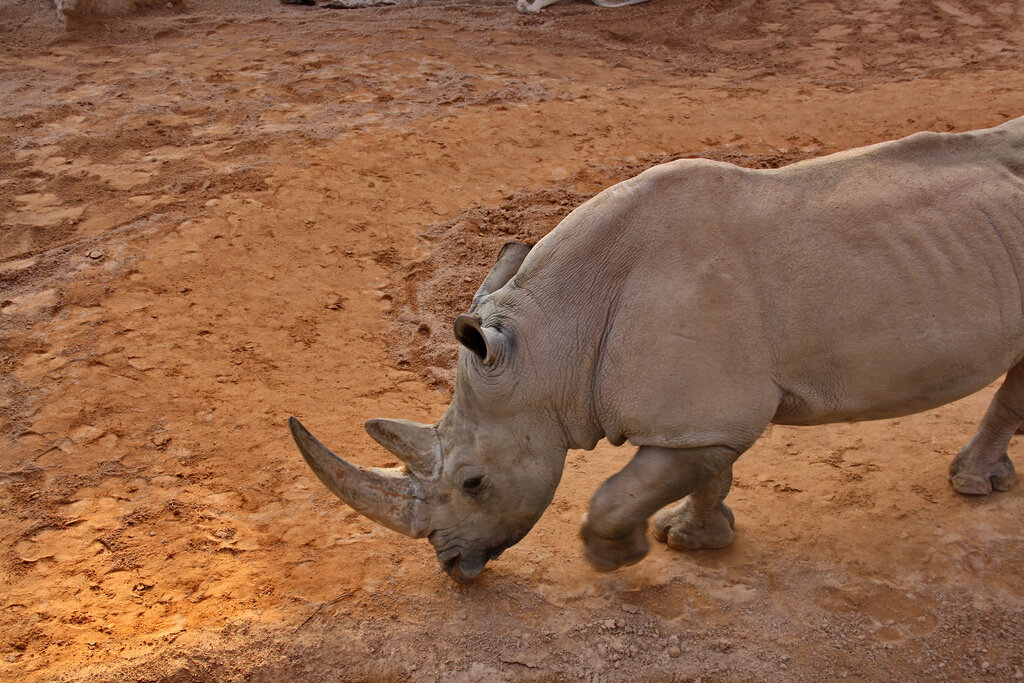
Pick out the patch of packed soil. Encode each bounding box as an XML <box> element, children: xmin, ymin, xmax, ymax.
<box><xmin>2</xmin><ymin>0</ymin><xmax>1024</xmax><ymax>680</ymax></box>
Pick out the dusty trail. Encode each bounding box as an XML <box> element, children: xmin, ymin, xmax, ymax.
<box><xmin>2</xmin><ymin>0</ymin><xmax>1024</xmax><ymax>680</ymax></box>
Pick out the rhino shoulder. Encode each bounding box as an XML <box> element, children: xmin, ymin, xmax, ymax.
<box><xmin>629</xmin><ymin>157</ymin><xmax>759</xmax><ymax>194</ymax></box>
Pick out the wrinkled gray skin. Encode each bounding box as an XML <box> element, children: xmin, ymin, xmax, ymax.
<box><xmin>516</xmin><ymin>0</ymin><xmax>650</xmax><ymax>14</ymax></box>
<box><xmin>291</xmin><ymin>117</ymin><xmax>1024</xmax><ymax>583</ymax></box>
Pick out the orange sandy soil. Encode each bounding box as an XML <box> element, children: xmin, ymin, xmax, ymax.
<box><xmin>2</xmin><ymin>0</ymin><xmax>1024</xmax><ymax>680</ymax></box>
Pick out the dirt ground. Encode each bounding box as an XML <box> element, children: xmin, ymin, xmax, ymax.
<box><xmin>2</xmin><ymin>0</ymin><xmax>1024</xmax><ymax>680</ymax></box>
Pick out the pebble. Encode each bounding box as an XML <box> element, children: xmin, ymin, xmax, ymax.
<box><xmin>667</xmin><ymin>634</ymin><xmax>680</xmax><ymax>647</ymax></box>
<box><xmin>603</xmin><ymin>619</ymin><xmax>616</xmax><ymax>630</ymax></box>
<box><xmin>668</xmin><ymin>646</ymin><xmax>681</xmax><ymax>659</ymax></box>
<box><xmin>87</xmin><ymin>250</ymin><xmax>104</xmax><ymax>259</ymax></box>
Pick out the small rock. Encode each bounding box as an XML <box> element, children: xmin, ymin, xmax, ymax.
<box><xmin>604</xmin><ymin>619</ymin><xmax>616</xmax><ymax>630</ymax></box>
<box><xmin>668</xmin><ymin>646</ymin><xmax>681</xmax><ymax>658</ymax></box>
<box><xmin>668</xmin><ymin>634</ymin><xmax>680</xmax><ymax>647</ymax></box>
<box><xmin>87</xmin><ymin>249</ymin><xmax>103</xmax><ymax>260</ymax></box>
<box><xmin>1013</xmin><ymin>668</ymin><xmax>1023</xmax><ymax>680</ymax></box>
<box><xmin>324</xmin><ymin>295</ymin><xmax>346</xmax><ymax>310</ymax></box>
<box><xmin>981</xmin><ymin>662</ymin><xmax>990</xmax><ymax>671</ymax></box>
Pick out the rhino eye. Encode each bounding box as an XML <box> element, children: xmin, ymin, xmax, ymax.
<box><xmin>462</xmin><ymin>476</ymin><xmax>484</xmax><ymax>492</ymax></box>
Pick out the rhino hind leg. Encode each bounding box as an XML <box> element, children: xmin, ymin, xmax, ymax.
<box><xmin>651</xmin><ymin>465</ymin><xmax>735</xmax><ymax>551</ymax></box>
<box><xmin>949</xmin><ymin>362</ymin><xmax>1023</xmax><ymax>495</ymax></box>
<box><xmin>580</xmin><ymin>444</ymin><xmax>743</xmax><ymax>572</ymax></box>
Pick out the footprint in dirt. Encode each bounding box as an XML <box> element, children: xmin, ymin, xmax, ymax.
<box><xmin>817</xmin><ymin>583</ymin><xmax>938</xmax><ymax>642</ymax></box>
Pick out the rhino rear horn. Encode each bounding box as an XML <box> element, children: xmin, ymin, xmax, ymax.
<box><xmin>470</xmin><ymin>241</ymin><xmax>532</xmax><ymax>311</ymax></box>
<box><xmin>289</xmin><ymin>417</ymin><xmax>430</xmax><ymax>538</ymax></box>
<box><xmin>365</xmin><ymin>418</ymin><xmax>442</xmax><ymax>480</ymax></box>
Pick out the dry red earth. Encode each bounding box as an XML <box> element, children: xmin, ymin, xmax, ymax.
<box><xmin>2</xmin><ymin>0</ymin><xmax>1024</xmax><ymax>680</ymax></box>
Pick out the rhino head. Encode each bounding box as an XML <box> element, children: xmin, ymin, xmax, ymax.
<box><xmin>289</xmin><ymin>242</ymin><xmax>569</xmax><ymax>582</ymax></box>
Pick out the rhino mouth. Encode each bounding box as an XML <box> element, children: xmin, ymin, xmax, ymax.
<box><xmin>432</xmin><ymin>533</ymin><xmax>525</xmax><ymax>582</ymax></box>
<box><xmin>437</xmin><ymin>547</ymin><xmax>487</xmax><ymax>583</ymax></box>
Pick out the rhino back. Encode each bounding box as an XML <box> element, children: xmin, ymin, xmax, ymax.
<box><xmin>755</xmin><ymin>120</ymin><xmax>1024</xmax><ymax>425</ymax></box>
<box><xmin>499</xmin><ymin>118</ymin><xmax>1024</xmax><ymax>448</ymax></box>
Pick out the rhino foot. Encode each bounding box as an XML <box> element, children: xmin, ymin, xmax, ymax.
<box><xmin>949</xmin><ymin>452</ymin><xmax>1016</xmax><ymax>495</ymax></box>
<box><xmin>651</xmin><ymin>499</ymin><xmax>735</xmax><ymax>551</ymax></box>
<box><xmin>580</xmin><ymin>515</ymin><xmax>649</xmax><ymax>572</ymax></box>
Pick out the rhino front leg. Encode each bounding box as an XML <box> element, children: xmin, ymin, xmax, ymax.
<box><xmin>949</xmin><ymin>362</ymin><xmax>1023</xmax><ymax>495</ymax></box>
<box><xmin>580</xmin><ymin>444</ymin><xmax>741</xmax><ymax>572</ymax></box>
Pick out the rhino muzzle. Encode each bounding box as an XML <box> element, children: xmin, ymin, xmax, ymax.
<box><xmin>435</xmin><ymin>545</ymin><xmax>488</xmax><ymax>583</ymax></box>
<box><xmin>288</xmin><ymin>417</ymin><xmax>431</xmax><ymax>538</ymax></box>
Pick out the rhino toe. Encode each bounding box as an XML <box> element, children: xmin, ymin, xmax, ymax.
<box><xmin>949</xmin><ymin>453</ymin><xmax>1015</xmax><ymax>495</ymax></box>
<box><xmin>580</xmin><ymin>516</ymin><xmax>649</xmax><ymax>572</ymax></box>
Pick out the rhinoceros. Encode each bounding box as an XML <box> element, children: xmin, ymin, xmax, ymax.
<box><xmin>289</xmin><ymin>116</ymin><xmax>1024</xmax><ymax>582</ymax></box>
<box><xmin>516</xmin><ymin>0</ymin><xmax>650</xmax><ymax>14</ymax></box>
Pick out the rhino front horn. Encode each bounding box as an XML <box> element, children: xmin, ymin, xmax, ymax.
<box><xmin>288</xmin><ymin>417</ymin><xmax>430</xmax><ymax>538</ymax></box>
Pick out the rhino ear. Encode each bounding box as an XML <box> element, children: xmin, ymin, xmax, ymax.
<box><xmin>454</xmin><ymin>314</ymin><xmax>506</xmax><ymax>365</ymax></box>
<box><xmin>364</xmin><ymin>418</ymin><xmax>441</xmax><ymax>480</ymax></box>
<box><xmin>470</xmin><ymin>241</ymin><xmax>532</xmax><ymax>311</ymax></box>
